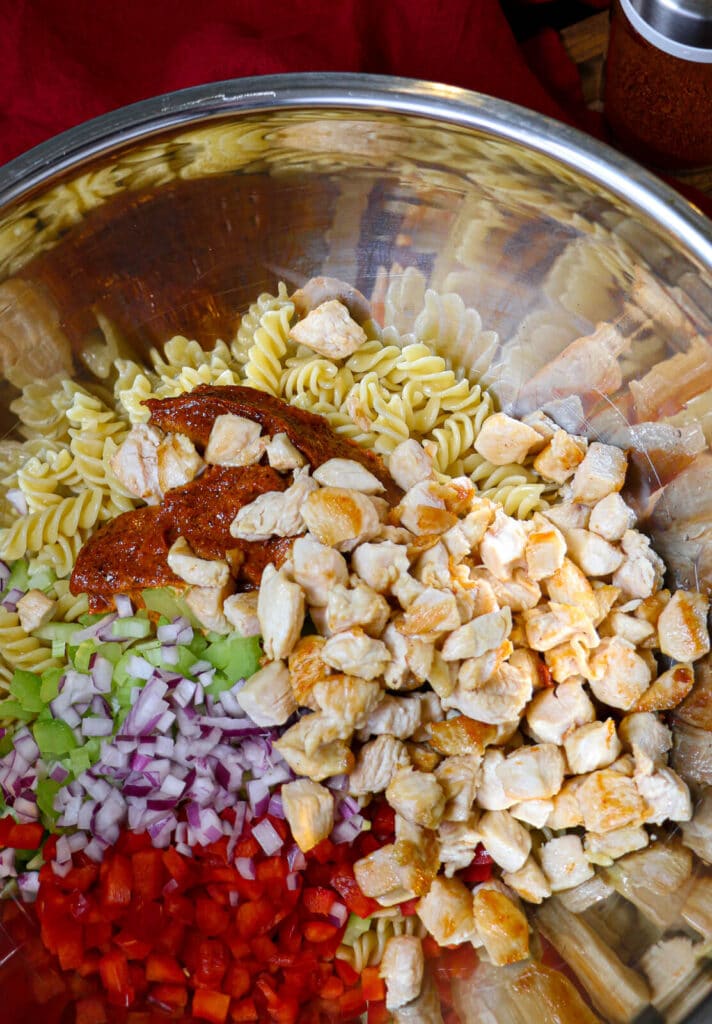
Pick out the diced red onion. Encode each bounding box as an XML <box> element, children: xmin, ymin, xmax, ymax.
<box><xmin>236</xmin><ymin>857</ymin><xmax>256</xmax><ymax>880</ymax></box>
<box><xmin>17</xmin><ymin>871</ymin><xmax>39</xmax><ymax>901</ymax></box>
<box><xmin>326</xmin><ymin>774</ymin><xmax>349</xmax><ymax>792</ymax></box>
<box><xmin>49</xmin><ymin>763</ymin><xmax>70</xmax><ymax>783</ymax></box>
<box><xmin>13</xmin><ymin>730</ymin><xmax>39</xmax><ymax>764</ymax></box>
<box><xmin>91</xmin><ymin>656</ymin><xmax>114</xmax><ymax>694</ymax></box>
<box><xmin>287</xmin><ymin>844</ymin><xmax>307</xmax><ymax>872</ymax></box>
<box><xmin>247</xmin><ymin>779</ymin><xmax>270</xmax><ymax>817</ymax></box>
<box><xmin>67</xmin><ymin>833</ymin><xmax>88</xmax><ymax>854</ymax></box>
<box><xmin>0</xmin><ymin>561</ymin><xmax>9</xmax><ymax>586</ymax></box>
<box><xmin>267</xmin><ymin>794</ymin><xmax>284</xmax><ymax>819</ymax></box>
<box><xmin>82</xmin><ymin>717</ymin><xmax>114</xmax><ymax>738</ymax></box>
<box><xmin>286</xmin><ymin>872</ymin><xmax>300</xmax><ymax>891</ymax></box>
<box><xmin>339</xmin><ymin>796</ymin><xmax>360</xmax><ymax>820</ymax></box>
<box><xmin>55</xmin><ymin>836</ymin><xmax>72</xmax><ymax>865</ymax></box>
<box><xmin>161</xmin><ymin>646</ymin><xmax>179</xmax><ymax>666</ymax></box>
<box><xmin>51</xmin><ymin>859</ymin><xmax>72</xmax><ymax>878</ymax></box>
<box><xmin>328</xmin><ymin>901</ymin><xmax>348</xmax><ymax>929</ymax></box>
<box><xmin>228</xmin><ymin>890</ymin><xmax>239</xmax><ymax>908</ymax></box>
<box><xmin>72</xmin><ymin>614</ymin><xmax>117</xmax><ymax>644</ymax></box>
<box><xmin>252</xmin><ymin>819</ymin><xmax>284</xmax><ymax>856</ymax></box>
<box><xmin>127</xmin><ymin>655</ymin><xmax>155</xmax><ymax>681</ymax></box>
<box><xmin>1</xmin><ymin>587</ymin><xmax>24</xmax><ymax>612</ymax></box>
<box><xmin>331</xmin><ymin>816</ymin><xmax>364</xmax><ymax>844</ymax></box>
<box><xmin>114</xmin><ymin>595</ymin><xmax>133</xmax><ymax>618</ymax></box>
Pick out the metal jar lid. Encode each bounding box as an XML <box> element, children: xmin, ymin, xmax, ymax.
<box><xmin>620</xmin><ymin>0</ymin><xmax>712</xmax><ymax>62</ymax></box>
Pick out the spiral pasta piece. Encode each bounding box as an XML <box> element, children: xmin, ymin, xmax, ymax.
<box><xmin>414</xmin><ymin>287</ymin><xmax>499</xmax><ymax>383</ymax></box>
<box><xmin>243</xmin><ymin>304</ymin><xmax>295</xmax><ymax>396</ymax></box>
<box><xmin>231</xmin><ymin>283</ymin><xmax>291</xmax><ymax>366</ymax></box>
<box><xmin>17</xmin><ymin>450</ymin><xmax>80</xmax><ymax>512</ymax></box>
<box><xmin>32</xmin><ymin>532</ymin><xmax>89</xmax><ymax>581</ymax></box>
<box><xmin>0</xmin><ymin>489</ymin><xmax>104</xmax><ymax>562</ymax></box>
<box><xmin>67</xmin><ymin>393</ymin><xmax>136</xmax><ymax>518</ymax></box>
<box><xmin>0</xmin><ymin>609</ymin><xmax>61</xmax><ymax>676</ymax></box>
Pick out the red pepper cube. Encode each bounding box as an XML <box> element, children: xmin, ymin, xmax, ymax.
<box><xmin>100</xmin><ymin>852</ymin><xmax>132</xmax><ymax>909</ymax></box>
<box><xmin>56</xmin><ymin>920</ymin><xmax>85</xmax><ymax>971</ymax></box>
<box><xmin>223</xmin><ymin>964</ymin><xmax>250</xmax><ymax>1000</ymax></box>
<box><xmin>150</xmin><ymin>982</ymin><xmax>189</xmax><ymax>1011</ymax></box>
<box><xmin>196</xmin><ymin>896</ymin><xmax>229</xmax><ymax>936</ymax></box>
<box><xmin>334</xmin><ymin>959</ymin><xmax>360</xmax><ymax>987</ymax></box>
<box><xmin>193</xmin><ymin>988</ymin><xmax>231</xmax><ymax>1024</ymax></box>
<box><xmin>156</xmin><ymin>919</ymin><xmax>185</xmax><ymax>957</ymax></box>
<box><xmin>367</xmin><ymin>1002</ymin><xmax>391</xmax><ymax>1024</ymax></box>
<box><xmin>230</xmin><ymin>998</ymin><xmax>259</xmax><ymax>1022</ymax></box>
<box><xmin>303</xmin><ymin>921</ymin><xmax>339</xmax><ymax>944</ymax></box>
<box><xmin>131</xmin><ymin>848</ymin><xmax>165</xmax><ymax>902</ymax></box>
<box><xmin>330</xmin><ymin>866</ymin><xmax>379</xmax><ymax>919</ymax></box>
<box><xmin>193</xmin><ymin>937</ymin><xmax>229</xmax><ymax>989</ymax></box>
<box><xmin>2</xmin><ymin>821</ymin><xmax>44</xmax><ymax>849</ymax></box>
<box><xmin>236</xmin><ymin>898</ymin><xmax>273</xmax><ymax>939</ymax></box>
<box><xmin>320</xmin><ymin>975</ymin><xmax>344</xmax><ymax>1000</ymax></box>
<box><xmin>339</xmin><ymin>987</ymin><xmax>367</xmax><ymax>1016</ymax></box>
<box><xmin>99</xmin><ymin>949</ymin><xmax>134</xmax><ymax>1008</ymax></box>
<box><xmin>302</xmin><ymin>886</ymin><xmax>335</xmax><ymax>917</ymax></box>
<box><xmin>162</xmin><ymin>846</ymin><xmax>194</xmax><ymax>888</ymax></box>
<box><xmin>75</xmin><ymin>996</ymin><xmax>108</xmax><ymax>1024</ymax></box>
<box><xmin>361</xmin><ymin>966</ymin><xmax>386</xmax><ymax>1002</ymax></box>
<box><xmin>114</xmin><ymin>930</ymin><xmax>153</xmax><ymax>960</ymax></box>
<box><xmin>146</xmin><ymin>952</ymin><xmax>186</xmax><ymax>986</ymax></box>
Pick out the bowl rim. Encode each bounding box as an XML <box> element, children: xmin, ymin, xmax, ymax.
<box><xmin>0</xmin><ymin>71</ymin><xmax>711</xmax><ymax>269</ymax></box>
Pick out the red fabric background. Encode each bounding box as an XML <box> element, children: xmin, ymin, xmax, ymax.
<box><xmin>0</xmin><ymin>0</ymin><xmax>709</xmax><ymax>218</ymax></box>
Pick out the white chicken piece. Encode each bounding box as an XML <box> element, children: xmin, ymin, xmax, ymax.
<box><xmin>459</xmin><ymin>500</ymin><xmax>496</xmax><ymax>549</ymax></box>
<box><xmin>495</xmin><ymin>744</ymin><xmax>565</xmax><ymax>802</ymax></box>
<box><xmin>438</xmin><ymin>817</ymin><xmax>482</xmax><ymax>876</ymax></box>
<box><xmin>387</xmin><ymin>767</ymin><xmax>446</xmax><ymax>829</ymax></box>
<box><xmin>292</xmin><ymin>536</ymin><xmax>348</xmax><ymax>607</ymax></box>
<box><xmin>400</xmin><ymin>587</ymin><xmax>461</xmax><ymax>638</ymax></box>
<box><xmin>397</xmin><ymin>480</ymin><xmax>456</xmax><ymax>536</ymax></box>
<box><xmin>401</xmin><ymin>634</ymin><xmax>435</xmax><ymax>685</ymax></box>
<box><xmin>540</xmin><ymin>835</ymin><xmax>594</xmax><ymax>891</ymax></box>
<box><xmin>478</xmin><ymin>810</ymin><xmax>531</xmax><ymax>873</ymax></box>
<box><xmin>281</xmin><ymin>779</ymin><xmax>334</xmax><ymax>852</ymax></box>
<box><xmin>471</xmin><ymin>567</ymin><xmax>541</xmax><ymax>613</ymax></box>
<box><xmin>428</xmin><ymin>650</ymin><xmax>458</xmax><ymax>701</ymax></box>
<box><xmin>593</xmin><ymin>584</ymin><xmax>623</xmax><ymax>627</ymax></box>
<box><xmin>446</xmin><ymin>660</ymin><xmax>533</xmax><ymax>726</ymax></box>
<box><xmin>257</xmin><ymin>564</ymin><xmax>305</xmax><ymax>660</ymax></box>
<box><xmin>325</xmin><ymin>580</ymin><xmax>390</xmax><ymax>637</ymax></box>
<box><xmin>546</xmin><ymin>779</ymin><xmax>585</xmax><ymax>830</ymax></box>
<box><xmin>223</xmin><ymin>591</ymin><xmax>260</xmax><ymax>637</ymax></box>
<box><xmin>587</xmin><ymin>637</ymin><xmax>651</xmax><ymax>709</ymax></box>
<box><xmin>380</xmin><ymin>623</ymin><xmax>413</xmax><ymax>691</ymax></box>
<box><xmin>657</xmin><ymin>590</ymin><xmax>711</xmax><ymax>663</ymax></box>
<box><xmin>167</xmin><ymin>536</ymin><xmax>230</xmax><ymax>588</ymax></box>
<box><xmin>311</xmin><ymin>675</ymin><xmax>383</xmax><ymax>732</ymax></box>
<box><xmin>289</xmin><ymin>298</ymin><xmax>366</xmax><ymax>358</ymax></box>
<box><xmin>612</xmin><ymin>529</ymin><xmax>665</xmax><ymax>600</ymax></box>
<box><xmin>476</xmin><ymin>749</ymin><xmax>516</xmax><ymax>811</ymax></box>
<box><xmin>381</xmin><ymin>935</ymin><xmax>424</xmax><ymax>1011</ymax></box>
<box><xmin>435</xmin><ymin>755</ymin><xmax>481</xmax><ymax>822</ymax></box>
<box><xmin>533</xmin><ymin>429</ymin><xmax>586</xmax><ymax>484</ymax></box>
<box><xmin>109</xmin><ymin>423</ymin><xmax>162</xmax><ymax>502</ymax></box>
<box><xmin>472</xmin><ymin>883</ymin><xmax>531</xmax><ymax>965</ymax></box>
<box><xmin>634</xmin><ymin>663</ymin><xmax>694</xmax><ymax>712</ymax></box>
<box><xmin>523</xmin><ymin>409</ymin><xmax>558</xmax><ymax>440</ymax></box>
<box><xmin>413</xmin><ymin>541</ymin><xmax>451</xmax><ymax>589</ymax></box>
<box><xmin>441</xmin><ymin>608</ymin><xmax>512</xmax><ymax>662</ymax></box>
<box><xmin>584</xmin><ymin>826</ymin><xmax>649</xmax><ymax>866</ymax></box>
<box><xmin>387</xmin><ymin>439</ymin><xmax>434</xmax><ymax>491</ymax></box>
<box><xmin>351</xmin><ymin>541</ymin><xmax>410</xmax><ymax>594</ymax></box>
<box><xmin>576</xmin><ymin>768</ymin><xmax>648</xmax><ymax>833</ymax></box>
<box><xmin>473</xmin><ymin>413</ymin><xmax>543</xmax><ymax>466</ymax></box>
<box><xmin>392</xmin><ymin>974</ymin><xmax>443</xmax><ymax>1024</ymax></box>
<box><xmin>237</xmin><ymin>661</ymin><xmax>296</xmax><ymax>726</ymax></box>
<box><xmin>509</xmin><ymin>799</ymin><xmax>553</xmax><ymax>829</ymax></box>
<box><xmin>348</xmin><ymin>735</ymin><xmax>410</xmax><ymax>795</ymax></box>
<box><xmin>185</xmin><ymin>584</ymin><xmax>232</xmax><ymax>634</ymax></box>
<box><xmin>524</xmin><ymin>518</ymin><xmax>567</xmax><ymax>581</ymax></box>
<box><xmin>287</xmin><ymin>634</ymin><xmax>331</xmax><ymax>709</ymax></box>
<box><xmin>570</xmin><ymin>442</ymin><xmax>627</xmax><ymax>505</ymax></box>
<box><xmin>480</xmin><ymin>509</ymin><xmax>528</xmax><ymax>580</ymax></box>
<box><xmin>265</xmin><ymin>432</ymin><xmax>306</xmax><ymax>471</ymax></box>
<box><xmin>457</xmin><ymin>640</ymin><xmax>513</xmax><ymax>691</ymax></box>
<box><xmin>542</xmin><ymin>501</ymin><xmax>590</xmax><ymax>531</ymax></box>
<box><xmin>565</xmin><ymin>528</ymin><xmax>624</xmax><ymax>578</ymax></box>
<box><xmin>545</xmin><ymin>557</ymin><xmax>599</xmax><ymax>621</ymax></box>
<box><xmin>618</xmin><ymin>712</ymin><xmax>672</xmax><ymax>772</ymax></box>
<box><xmin>417</xmin><ymin>877</ymin><xmax>477</xmax><ymax>946</ymax></box>
<box><xmin>589</xmin><ymin>492</ymin><xmax>636</xmax><ymax>542</ymax></box>
<box><xmin>312</xmin><ymin>458</ymin><xmax>385</xmax><ymax>494</ymax></box>
<box><xmin>354</xmin><ymin>843</ymin><xmax>427</xmax><ymax>906</ymax></box>
<box><xmin>526</xmin><ymin>679</ymin><xmax>595</xmax><ymax>745</ymax></box>
<box><xmin>442</xmin><ymin>522</ymin><xmax>472</xmax><ymax>563</ymax></box>
<box><xmin>601</xmin><ymin>611</ymin><xmax>655</xmax><ymax>647</ymax></box>
<box><xmin>274</xmin><ymin>728</ymin><xmax>353</xmax><ymax>782</ymax></box>
<box><xmin>156</xmin><ymin>433</ymin><xmax>204</xmax><ymax>493</ymax></box>
<box><xmin>564</xmin><ymin>719</ymin><xmax>622</xmax><ymax>775</ymax></box>
<box><xmin>16</xmin><ymin>589</ymin><xmax>55</xmax><ymax>633</ymax></box>
<box><xmin>635</xmin><ymin>767</ymin><xmax>692</xmax><ymax>825</ymax></box>
<box><xmin>321</xmin><ymin>628</ymin><xmax>390</xmax><ymax>679</ymax></box>
<box><xmin>302</xmin><ymin>486</ymin><xmax>380</xmax><ymax>552</ymax></box>
<box><xmin>502</xmin><ymin>857</ymin><xmax>551</xmax><ymax>904</ymax></box>
<box><xmin>358</xmin><ymin>695</ymin><xmax>423</xmax><ymax>740</ymax></box>
<box><xmin>413</xmin><ymin>691</ymin><xmax>444</xmax><ymax>738</ymax></box>
<box><xmin>429</xmin><ymin>717</ymin><xmax>496</xmax><ymax>758</ymax></box>
<box><xmin>524</xmin><ymin>602</ymin><xmax>597</xmax><ymax>652</ymax></box>
<box><xmin>204</xmin><ymin>413</ymin><xmax>266</xmax><ymax>467</ymax></box>
<box><xmin>230</xmin><ymin>468</ymin><xmax>318</xmax><ymax>541</ymax></box>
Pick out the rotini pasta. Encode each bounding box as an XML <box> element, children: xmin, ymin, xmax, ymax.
<box><xmin>0</xmin><ymin>489</ymin><xmax>104</xmax><ymax>563</ymax></box>
<box><xmin>336</xmin><ymin>910</ymin><xmax>424</xmax><ymax>971</ymax></box>
<box><xmin>17</xmin><ymin>450</ymin><xmax>80</xmax><ymax>512</ymax></box>
<box><xmin>243</xmin><ymin>305</ymin><xmax>295</xmax><ymax>396</ymax></box>
<box><xmin>0</xmin><ymin>609</ymin><xmax>60</xmax><ymax>677</ymax></box>
<box><xmin>231</xmin><ymin>283</ymin><xmax>291</xmax><ymax>366</ymax></box>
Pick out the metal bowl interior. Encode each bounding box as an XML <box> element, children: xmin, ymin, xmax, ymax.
<box><xmin>0</xmin><ymin>73</ymin><xmax>710</xmax><ymax>1023</ymax></box>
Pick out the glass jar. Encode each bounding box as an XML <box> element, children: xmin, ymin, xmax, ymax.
<box><xmin>604</xmin><ymin>0</ymin><xmax>712</xmax><ymax>171</ymax></box>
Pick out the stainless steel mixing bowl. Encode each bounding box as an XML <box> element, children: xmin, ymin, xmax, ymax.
<box><xmin>0</xmin><ymin>73</ymin><xmax>710</xmax><ymax>1023</ymax></box>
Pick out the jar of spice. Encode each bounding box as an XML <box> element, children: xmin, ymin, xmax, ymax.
<box><xmin>604</xmin><ymin>0</ymin><xmax>712</xmax><ymax>171</ymax></box>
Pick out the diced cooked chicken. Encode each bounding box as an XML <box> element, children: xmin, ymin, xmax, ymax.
<box><xmin>640</xmin><ymin>936</ymin><xmax>700</xmax><ymax>1008</ymax></box>
<box><xmin>287</xmin><ymin>635</ymin><xmax>330</xmax><ymax>709</ymax></box>
<box><xmin>523</xmin><ymin>410</ymin><xmax>558</xmax><ymax>440</ymax></box>
<box><xmin>612</xmin><ymin>529</ymin><xmax>665</xmax><ymax>600</ymax></box>
<box><xmin>311</xmin><ymin>457</ymin><xmax>385</xmax><ymax>494</ymax></box>
<box><xmin>565</xmin><ymin>528</ymin><xmax>624</xmax><ymax>578</ymax></box>
<box><xmin>584</xmin><ymin>825</ymin><xmax>649</xmax><ymax>866</ymax></box>
<box><xmin>276</xmin><ymin>709</ymin><xmax>350</xmax><ymax>759</ymax></box>
<box><xmin>387</xmin><ymin>439</ymin><xmax>434</xmax><ymax>492</ymax></box>
<box><xmin>543</xmin><ymin>501</ymin><xmax>590</xmax><ymax>532</ymax></box>
<box><xmin>321</xmin><ymin>628</ymin><xmax>390</xmax><ymax>679</ymax></box>
<box><xmin>406</xmin><ymin>743</ymin><xmax>441</xmax><ymax>772</ymax></box>
<box><xmin>478</xmin><ymin>810</ymin><xmax>531</xmax><ymax>872</ymax></box>
<box><xmin>386</xmin><ymin>767</ymin><xmax>446</xmax><ymax>829</ymax></box>
<box><xmin>525</xmin><ymin>519</ymin><xmax>567</xmax><ymax>582</ymax></box>
<box><xmin>326</xmin><ymin>581</ymin><xmax>390</xmax><ymax>637</ymax></box>
<box><xmin>441</xmin><ymin>608</ymin><xmax>511</xmax><ymax>661</ymax></box>
<box><xmin>619</xmin><ymin>712</ymin><xmax>672</xmax><ymax>772</ymax></box>
<box><xmin>302</xmin><ymin>486</ymin><xmax>380</xmax><ymax>552</ymax></box>
<box><xmin>351</xmin><ymin>540</ymin><xmax>410</xmax><ymax>594</ymax></box>
<box><xmin>571</xmin><ymin>442</ymin><xmax>627</xmax><ymax>505</ymax></box>
<box><xmin>417</xmin><ymin>877</ymin><xmax>477</xmax><ymax>946</ymax></box>
<box><xmin>476</xmin><ymin>749</ymin><xmax>515</xmax><ymax>811</ymax></box>
<box><xmin>16</xmin><ymin>589</ymin><xmax>55</xmax><ymax>633</ymax></box>
<box><xmin>230</xmin><ymin>468</ymin><xmax>318</xmax><ymax>541</ymax></box>
<box><xmin>392</xmin><ymin>973</ymin><xmax>443</xmax><ymax>1024</ymax></box>
<box><xmin>546</xmin><ymin>779</ymin><xmax>585</xmax><ymax>830</ymax></box>
<box><xmin>592</xmin><ymin>584</ymin><xmax>622</xmax><ymax>627</ymax></box>
<box><xmin>495</xmin><ymin>744</ymin><xmax>565</xmax><ymax>801</ymax></box>
<box><xmin>275</xmin><ymin>732</ymin><xmax>354</xmax><ymax>782</ymax></box>
<box><xmin>380</xmin><ymin>623</ymin><xmax>413</xmax><ymax>691</ymax></box>
<box><xmin>185</xmin><ymin>583</ymin><xmax>232</xmax><ymax>634</ymax></box>
<box><xmin>544</xmin><ymin>639</ymin><xmax>589</xmax><ymax>683</ymax></box>
<box><xmin>413</xmin><ymin>542</ymin><xmax>451</xmax><ymax>589</ymax></box>
<box><xmin>258</xmin><ymin>564</ymin><xmax>305</xmax><ymax>660</ymax></box>
<box><xmin>401</xmin><ymin>634</ymin><xmax>435</xmax><ymax>685</ymax></box>
<box><xmin>545</xmin><ymin>557</ymin><xmax>598</xmax><ymax>621</ymax></box>
<box><xmin>354</xmin><ymin>843</ymin><xmax>424</xmax><ymax>906</ymax></box>
<box><xmin>441</xmin><ymin>522</ymin><xmax>472</xmax><ymax>563</ymax></box>
<box><xmin>635</xmin><ymin>663</ymin><xmax>694</xmax><ymax>712</ymax></box>
<box><xmin>533</xmin><ymin>429</ymin><xmax>586</xmax><ymax>484</ymax></box>
<box><xmin>428</xmin><ymin>650</ymin><xmax>458</xmax><ymax>701</ymax></box>
<box><xmin>657</xmin><ymin>590</ymin><xmax>710</xmax><ymax>663</ymax></box>
<box><xmin>109</xmin><ymin>423</ymin><xmax>162</xmax><ymax>502</ymax></box>
<box><xmin>459</xmin><ymin>500</ymin><xmax>496</xmax><ymax>550</ymax></box>
<box><xmin>589</xmin><ymin>493</ymin><xmax>636</xmax><ymax>542</ymax></box>
<box><xmin>281</xmin><ymin>779</ymin><xmax>334</xmax><ymax>852</ymax></box>
<box><xmin>358</xmin><ymin>694</ymin><xmax>423</xmax><ymax>740</ymax></box>
<box><xmin>223</xmin><ymin>591</ymin><xmax>260</xmax><ymax>637</ymax></box>
<box><xmin>502</xmin><ymin>857</ymin><xmax>551</xmax><ymax>904</ymax></box>
<box><xmin>291</xmin><ymin>536</ymin><xmax>348</xmax><ymax>607</ymax></box>
<box><xmin>311</xmin><ymin>674</ymin><xmax>383</xmax><ymax>732</ymax></box>
<box><xmin>564</xmin><ymin>719</ymin><xmax>622</xmax><ymax>775</ymax></box>
<box><xmin>397</xmin><ymin>480</ymin><xmax>456</xmax><ymax>536</ymax></box>
<box><xmin>391</xmin><ymin>572</ymin><xmax>426</xmax><ymax>611</ymax></box>
<box><xmin>471</xmin><ymin>567</ymin><xmax>541</xmax><ymax>612</ymax></box>
<box><xmin>348</xmin><ymin>735</ymin><xmax>410</xmax><ymax>795</ymax></box>
<box><xmin>156</xmin><ymin>432</ymin><xmax>204</xmax><ymax>492</ymax></box>
<box><xmin>576</xmin><ymin>768</ymin><xmax>648</xmax><ymax>833</ymax></box>
<box><xmin>445</xmin><ymin>659</ymin><xmax>533</xmax><ymax>725</ymax></box>
<box><xmin>237</xmin><ymin>660</ymin><xmax>296</xmax><ymax>726</ymax></box>
<box><xmin>681</xmin><ymin>789</ymin><xmax>712</xmax><ymax>863</ymax></box>
<box><xmin>290</xmin><ymin>298</ymin><xmax>366</xmax><ymax>358</ymax></box>
<box><xmin>429</xmin><ymin>717</ymin><xmax>496</xmax><ymax>758</ymax></box>
<box><xmin>540</xmin><ymin>835</ymin><xmax>594</xmax><ymax>891</ymax></box>
<box><xmin>524</xmin><ymin>602</ymin><xmax>597</xmax><ymax>652</ymax></box>
<box><xmin>601</xmin><ymin>611</ymin><xmax>655</xmax><ymax>647</ymax></box>
<box><xmin>265</xmin><ymin>431</ymin><xmax>306</xmax><ymax>471</ymax></box>
<box><xmin>526</xmin><ymin>679</ymin><xmax>595</xmax><ymax>745</ymax></box>
<box><xmin>167</xmin><ymin>536</ymin><xmax>230</xmax><ymax>588</ymax></box>
<box><xmin>480</xmin><ymin>509</ymin><xmax>527</xmax><ymax>580</ymax></box>
<box><xmin>510</xmin><ymin>799</ymin><xmax>553</xmax><ymax>828</ymax></box>
<box><xmin>400</xmin><ymin>587</ymin><xmax>461</xmax><ymax>638</ymax></box>
<box><xmin>204</xmin><ymin>413</ymin><xmax>266</xmax><ymax>466</ymax></box>
<box><xmin>636</xmin><ymin>767</ymin><xmax>692</xmax><ymax>825</ymax></box>
<box><xmin>413</xmin><ymin>691</ymin><xmax>444</xmax><ymax>738</ymax></box>
<box><xmin>587</xmin><ymin>637</ymin><xmax>652</xmax><ymax>709</ymax></box>
<box><xmin>438</xmin><ymin>816</ymin><xmax>482</xmax><ymax>876</ymax></box>
<box><xmin>380</xmin><ymin>935</ymin><xmax>424</xmax><ymax>1011</ymax></box>
<box><xmin>473</xmin><ymin>412</ymin><xmax>543</xmax><ymax>466</ymax></box>
<box><xmin>435</xmin><ymin>755</ymin><xmax>481</xmax><ymax>822</ymax></box>
<box><xmin>472</xmin><ymin>883</ymin><xmax>530</xmax><ymax>964</ymax></box>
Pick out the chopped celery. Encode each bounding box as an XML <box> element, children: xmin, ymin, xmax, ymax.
<box><xmin>204</xmin><ymin>635</ymin><xmax>262</xmax><ymax>683</ymax></box>
<box><xmin>0</xmin><ymin>700</ymin><xmax>35</xmax><ymax>721</ymax></box>
<box><xmin>27</xmin><ymin>563</ymin><xmax>56</xmax><ymax>592</ymax></box>
<box><xmin>36</xmin><ymin>778</ymin><xmax>61</xmax><ymax>824</ymax></box>
<box><xmin>94</xmin><ymin>641</ymin><xmax>123</xmax><ymax>666</ymax></box>
<box><xmin>68</xmin><ymin>745</ymin><xmax>91</xmax><ymax>774</ymax></box>
<box><xmin>24</xmin><ymin>852</ymin><xmax>44</xmax><ymax>871</ymax></box>
<box><xmin>34</xmin><ymin>622</ymin><xmax>79</xmax><ymax>642</ymax></box>
<box><xmin>73</xmin><ymin>639</ymin><xmax>97</xmax><ymax>672</ymax></box>
<box><xmin>9</xmin><ymin>670</ymin><xmax>44</xmax><ymax>713</ymax></box>
<box><xmin>40</xmin><ymin>668</ymin><xmax>63</xmax><ymax>704</ymax></box>
<box><xmin>0</xmin><ymin>733</ymin><xmax>11</xmax><ymax>758</ymax></box>
<box><xmin>4</xmin><ymin>559</ymin><xmax>29</xmax><ymax>595</ymax></box>
<box><xmin>111</xmin><ymin>616</ymin><xmax>152</xmax><ymax>640</ymax></box>
<box><xmin>189</xmin><ymin>633</ymin><xmax>208</xmax><ymax>657</ymax></box>
<box><xmin>205</xmin><ymin>672</ymin><xmax>233</xmax><ymax>698</ymax></box>
<box><xmin>141</xmin><ymin>587</ymin><xmax>198</xmax><ymax>625</ymax></box>
<box><xmin>33</xmin><ymin>719</ymin><xmax>77</xmax><ymax>758</ymax></box>
<box><xmin>51</xmin><ymin>640</ymin><xmax>66</xmax><ymax>658</ymax></box>
<box><xmin>343</xmin><ymin>913</ymin><xmax>373</xmax><ymax>945</ymax></box>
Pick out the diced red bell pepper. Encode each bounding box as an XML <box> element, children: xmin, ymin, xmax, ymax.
<box><xmin>99</xmin><ymin>949</ymin><xmax>134</xmax><ymax>1007</ymax></box>
<box><xmin>224</xmin><ymin>964</ymin><xmax>250</xmax><ymax>1000</ymax></box>
<box><xmin>75</xmin><ymin>995</ymin><xmax>108</xmax><ymax>1024</ymax></box>
<box><xmin>113</xmin><ymin>930</ymin><xmax>153</xmax><ymax>960</ymax></box>
<box><xmin>84</xmin><ymin>921</ymin><xmax>113</xmax><ymax>950</ymax></box>
<box><xmin>156</xmin><ymin>919</ymin><xmax>185</xmax><ymax>957</ymax></box>
<box><xmin>193</xmin><ymin>938</ymin><xmax>229</xmax><ymax>989</ymax></box>
<box><xmin>150</xmin><ymin>983</ymin><xmax>189</xmax><ymax>1010</ymax></box>
<box><xmin>100</xmin><ymin>852</ymin><xmax>132</xmax><ymax>908</ymax></box>
<box><xmin>458</xmin><ymin>844</ymin><xmax>493</xmax><ymax>884</ymax></box>
<box><xmin>54</xmin><ymin>920</ymin><xmax>84</xmax><ymax>971</ymax></box>
<box><xmin>146</xmin><ymin>952</ymin><xmax>186</xmax><ymax>985</ymax></box>
<box><xmin>162</xmin><ymin>846</ymin><xmax>193</xmax><ymax>888</ymax></box>
<box><xmin>330</xmin><ymin>866</ymin><xmax>379</xmax><ymax>919</ymax></box>
<box><xmin>193</xmin><ymin>987</ymin><xmax>231</xmax><ymax>1024</ymax></box>
<box><xmin>361</xmin><ymin>966</ymin><xmax>386</xmax><ymax>1002</ymax></box>
<box><xmin>339</xmin><ymin>987</ymin><xmax>367</xmax><ymax>1016</ymax></box>
<box><xmin>399</xmin><ymin>897</ymin><xmax>419</xmax><ymax>916</ymax></box>
<box><xmin>236</xmin><ymin>897</ymin><xmax>274</xmax><ymax>938</ymax></box>
<box><xmin>0</xmin><ymin>819</ymin><xmax>44</xmax><ymax>849</ymax></box>
<box><xmin>369</xmin><ymin>801</ymin><xmax>396</xmax><ymax>841</ymax></box>
<box><xmin>302</xmin><ymin>886</ymin><xmax>335</xmax><ymax>916</ymax></box>
<box><xmin>303</xmin><ymin>921</ymin><xmax>339</xmax><ymax>943</ymax></box>
<box><xmin>334</xmin><ymin>958</ymin><xmax>360</xmax><ymax>986</ymax></box>
<box><xmin>196</xmin><ymin>896</ymin><xmax>229</xmax><ymax>936</ymax></box>
<box><xmin>367</xmin><ymin>1002</ymin><xmax>390</xmax><ymax>1024</ymax></box>
<box><xmin>230</xmin><ymin>998</ymin><xmax>259</xmax><ymax>1022</ymax></box>
<box><xmin>116</xmin><ymin>830</ymin><xmax>153</xmax><ymax>855</ymax></box>
<box><xmin>234</xmin><ymin>835</ymin><xmax>260</xmax><ymax>858</ymax></box>
<box><xmin>131</xmin><ymin>848</ymin><xmax>165</xmax><ymax>902</ymax></box>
